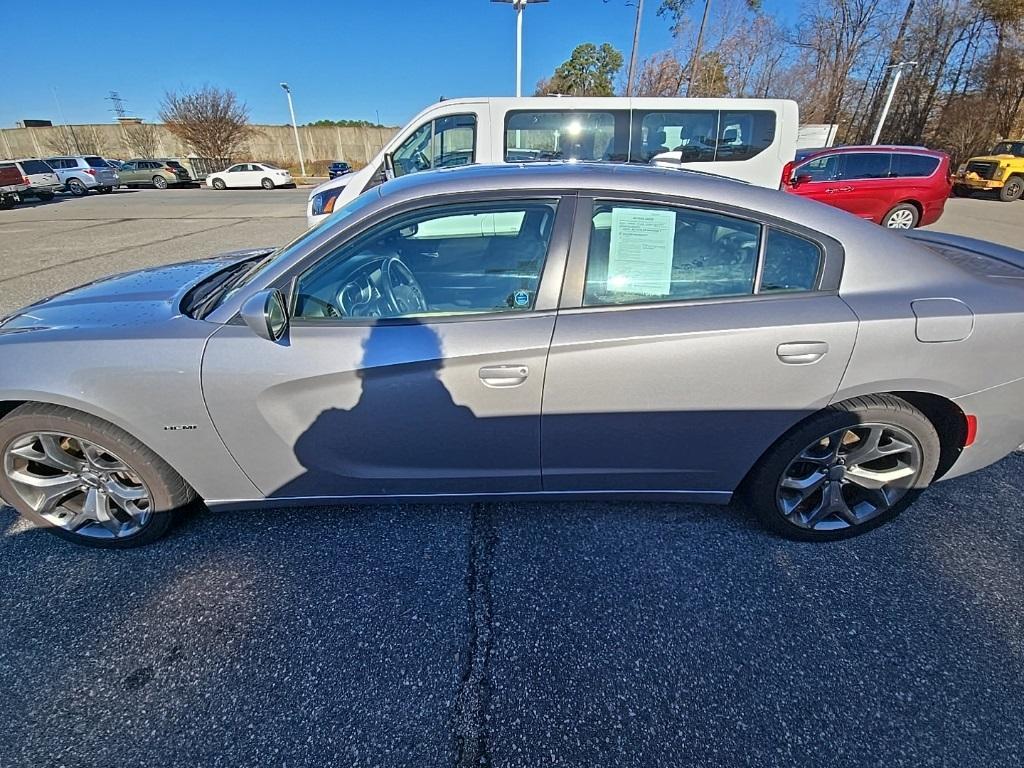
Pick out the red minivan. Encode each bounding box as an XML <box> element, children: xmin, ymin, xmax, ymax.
<box><xmin>781</xmin><ymin>146</ymin><xmax>952</xmax><ymax>229</ymax></box>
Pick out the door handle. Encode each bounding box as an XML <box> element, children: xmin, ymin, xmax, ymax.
<box><xmin>777</xmin><ymin>342</ymin><xmax>830</xmax><ymax>365</ymax></box>
<box><xmin>825</xmin><ymin>186</ymin><xmax>854</xmax><ymax>193</ymax></box>
<box><xmin>478</xmin><ymin>365</ymin><xmax>529</xmax><ymax>388</ymax></box>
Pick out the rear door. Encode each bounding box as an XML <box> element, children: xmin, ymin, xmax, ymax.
<box><xmin>834</xmin><ymin>152</ymin><xmax>896</xmax><ymax>222</ymax></box>
<box><xmin>541</xmin><ymin>197</ymin><xmax>858</xmax><ymax>496</ymax></box>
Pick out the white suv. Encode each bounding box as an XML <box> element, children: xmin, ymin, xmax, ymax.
<box><xmin>44</xmin><ymin>156</ymin><xmax>119</xmax><ymax>196</ymax></box>
<box><xmin>0</xmin><ymin>159</ymin><xmax>62</xmax><ymax>201</ymax></box>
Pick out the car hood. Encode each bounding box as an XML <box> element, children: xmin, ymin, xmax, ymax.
<box><xmin>0</xmin><ymin>248</ymin><xmax>275</xmax><ymax>333</ymax></box>
<box><xmin>969</xmin><ymin>154</ymin><xmax>1021</xmax><ymax>163</ymax></box>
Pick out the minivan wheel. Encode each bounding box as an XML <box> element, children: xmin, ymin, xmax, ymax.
<box><xmin>152</xmin><ymin>175</ymin><xmax>169</xmax><ymax>190</ymax></box>
<box><xmin>212</xmin><ymin>178</ymin><xmax>227</xmax><ymax>190</ymax></box>
<box><xmin>999</xmin><ymin>176</ymin><xmax>1024</xmax><ymax>202</ymax></box>
<box><xmin>66</xmin><ymin>179</ymin><xmax>87</xmax><ymax>197</ymax></box>
<box><xmin>746</xmin><ymin>395</ymin><xmax>940</xmax><ymax>541</ymax></box>
<box><xmin>0</xmin><ymin>403</ymin><xmax>196</xmax><ymax>548</ymax></box>
<box><xmin>261</xmin><ymin>177</ymin><xmax>275</xmax><ymax>190</ymax></box>
<box><xmin>883</xmin><ymin>203</ymin><xmax>919</xmax><ymax>229</ymax></box>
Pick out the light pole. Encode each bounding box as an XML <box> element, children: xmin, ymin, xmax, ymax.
<box><xmin>625</xmin><ymin>0</ymin><xmax>645</xmax><ymax>97</ymax></box>
<box><xmin>871</xmin><ymin>62</ymin><xmax>916</xmax><ymax>145</ymax></box>
<box><xmin>279</xmin><ymin>82</ymin><xmax>307</xmax><ymax>178</ymax></box>
<box><xmin>491</xmin><ymin>0</ymin><xmax>549</xmax><ymax>97</ymax></box>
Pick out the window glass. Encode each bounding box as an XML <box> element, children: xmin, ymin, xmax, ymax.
<box><xmin>584</xmin><ymin>202</ymin><xmax>760</xmax><ymax>307</ymax></box>
<box><xmin>294</xmin><ymin>200</ymin><xmax>557</xmax><ymax>320</ymax></box>
<box><xmin>992</xmin><ymin>141</ymin><xmax>1024</xmax><ymax>157</ymax></box>
<box><xmin>891</xmin><ymin>153</ymin><xmax>939</xmax><ymax>178</ymax></box>
<box><xmin>121</xmin><ymin>162</ymin><xmax>136</xmax><ymax>171</ymax></box>
<box><xmin>631</xmin><ymin>110</ymin><xmax>776</xmax><ymax>163</ymax></box>
<box><xmin>85</xmin><ymin>157</ymin><xmax>109</xmax><ymax>168</ymax></box>
<box><xmin>20</xmin><ymin>160</ymin><xmax>53</xmax><ymax>174</ymax></box>
<box><xmin>840</xmin><ymin>152</ymin><xmax>891</xmax><ymax>180</ymax></box>
<box><xmin>759</xmin><ymin>229</ymin><xmax>823</xmax><ymax>294</ymax></box>
<box><xmin>392</xmin><ymin>114</ymin><xmax>476</xmax><ymax>178</ymax></box>
<box><xmin>505</xmin><ymin>111</ymin><xmax>619</xmax><ymax>162</ymax></box>
<box><xmin>795</xmin><ymin>153</ymin><xmax>840</xmax><ymax>182</ymax></box>
<box><xmin>227</xmin><ymin>164</ymin><xmax>245</xmax><ymax>172</ymax></box>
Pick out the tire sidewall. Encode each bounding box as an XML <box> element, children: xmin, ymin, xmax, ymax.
<box><xmin>1000</xmin><ymin>176</ymin><xmax>1023</xmax><ymax>202</ymax></box>
<box><xmin>153</xmin><ymin>176</ymin><xmax>168</xmax><ymax>189</ymax></box>
<box><xmin>884</xmin><ymin>203</ymin><xmax>919</xmax><ymax>229</ymax></box>
<box><xmin>67</xmin><ymin>179</ymin><xmax>86</xmax><ymax>196</ymax></box>
<box><xmin>213</xmin><ymin>178</ymin><xmax>226</xmax><ymax>190</ymax></box>
<box><xmin>746</xmin><ymin>398</ymin><xmax>941</xmax><ymax>542</ymax></box>
<box><xmin>261</xmin><ymin>177</ymin><xmax>274</xmax><ymax>190</ymax></box>
<box><xmin>0</xmin><ymin>407</ymin><xmax>187</xmax><ymax>547</ymax></box>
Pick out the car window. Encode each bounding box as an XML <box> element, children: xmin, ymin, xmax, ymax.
<box><xmin>839</xmin><ymin>152</ymin><xmax>892</xmax><ymax>180</ymax></box>
<box><xmin>796</xmin><ymin>154</ymin><xmax>841</xmax><ymax>182</ymax></box>
<box><xmin>992</xmin><ymin>141</ymin><xmax>1024</xmax><ymax>157</ymax></box>
<box><xmin>758</xmin><ymin>229</ymin><xmax>823</xmax><ymax>293</ymax></box>
<box><xmin>19</xmin><ymin>160</ymin><xmax>53</xmax><ymax>174</ymax></box>
<box><xmin>630</xmin><ymin>110</ymin><xmax>776</xmax><ymax>164</ymax></box>
<box><xmin>391</xmin><ymin>114</ymin><xmax>476</xmax><ymax>178</ymax></box>
<box><xmin>294</xmin><ymin>200</ymin><xmax>557</xmax><ymax>320</ymax></box>
<box><xmin>121</xmin><ymin>162</ymin><xmax>136</xmax><ymax>171</ymax></box>
<box><xmin>505</xmin><ymin>111</ymin><xmax>622</xmax><ymax>163</ymax></box>
<box><xmin>891</xmin><ymin>154</ymin><xmax>939</xmax><ymax>178</ymax></box>
<box><xmin>85</xmin><ymin>156</ymin><xmax>109</xmax><ymax>168</ymax></box>
<box><xmin>227</xmin><ymin>164</ymin><xmax>245</xmax><ymax>172</ymax></box>
<box><xmin>583</xmin><ymin>202</ymin><xmax>760</xmax><ymax>307</ymax></box>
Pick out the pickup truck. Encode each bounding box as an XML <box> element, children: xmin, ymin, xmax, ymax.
<box><xmin>0</xmin><ymin>164</ymin><xmax>28</xmax><ymax>209</ymax></box>
<box><xmin>954</xmin><ymin>140</ymin><xmax>1024</xmax><ymax>201</ymax></box>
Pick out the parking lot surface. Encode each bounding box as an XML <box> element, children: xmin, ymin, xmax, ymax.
<box><xmin>1</xmin><ymin>189</ymin><xmax>1023</xmax><ymax>767</ymax></box>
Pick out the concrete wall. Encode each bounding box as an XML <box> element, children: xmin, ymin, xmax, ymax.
<box><xmin>0</xmin><ymin>123</ymin><xmax>399</xmax><ymax>171</ymax></box>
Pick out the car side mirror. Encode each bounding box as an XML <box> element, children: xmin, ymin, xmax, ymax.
<box><xmin>240</xmin><ymin>289</ymin><xmax>289</xmax><ymax>342</ymax></box>
<box><xmin>384</xmin><ymin>152</ymin><xmax>396</xmax><ymax>181</ymax></box>
<box><xmin>791</xmin><ymin>173</ymin><xmax>813</xmax><ymax>187</ymax></box>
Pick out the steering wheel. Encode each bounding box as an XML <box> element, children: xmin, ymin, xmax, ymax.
<box><xmin>380</xmin><ymin>256</ymin><xmax>429</xmax><ymax>316</ymax></box>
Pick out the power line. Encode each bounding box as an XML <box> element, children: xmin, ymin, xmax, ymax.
<box><xmin>106</xmin><ymin>90</ymin><xmax>128</xmax><ymax>120</ymax></box>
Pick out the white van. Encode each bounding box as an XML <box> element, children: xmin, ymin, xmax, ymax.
<box><xmin>307</xmin><ymin>96</ymin><xmax>799</xmax><ymax>227</ymax></box>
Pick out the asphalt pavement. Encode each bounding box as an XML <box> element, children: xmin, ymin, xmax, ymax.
<box><xmin>0</xmin><ymin>187</ymin><xmax>1023</xmax><ymax>767</ymax></box>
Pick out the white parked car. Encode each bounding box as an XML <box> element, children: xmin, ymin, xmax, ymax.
<box><xmin>207</xmin><ymin>163</ymin><xmax>294</xmax><ymax>190</ymax></box>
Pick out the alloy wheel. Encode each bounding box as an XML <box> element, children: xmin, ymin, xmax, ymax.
<box><xmin>886</xmin><ymin>209</ymin><xmax>916</xmax><ymax>229</ymax></box>
<box><xmin>4</xmin><ymin>432</ymin><xmax>153</xmax><ymax>539</ymax></box>
<box><xmin>776</xmin><ymin>423</ymin><xmax>923</xmax><ymax>532</ymax></box>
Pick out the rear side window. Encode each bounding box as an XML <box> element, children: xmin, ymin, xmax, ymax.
<box><xmin>583</xmin><ymin>202</ymin><xmax>761</xmax><ymax>306</ymax></box>
<box><xmin>892</xmin><ymin>154</ymin><xmax>939</xmax><ymax>178</ymax></box>
<box><xmin>85</xmin><ymin>156</ymin><xmax>110</xmax><ymax>168</ymax></box>
<box><xmin>505</xmin><ymin>111</ymin><xmax>626</xmax><ymax>163</ymax></box>
<box><xmin>19</xmin><ymin>160</ymin><xmax>53</xmax><ymax>174</ymax></box>
<box><xmin>759</xmin><ymin>229</ymin><xmax>823</xmax><ymax>293</ymax></box>
<box><xmin>631</xmin><ymin>109</ymin><xmax>777</xmax><ymax>163</ymax></box>
<box><xmin>840</xmin><ymin>152</ymin><xmax>891</xmax><ymax>180</ymax></box>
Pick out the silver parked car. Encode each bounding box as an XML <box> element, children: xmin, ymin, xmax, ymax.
<box><xmin>1</xmin><ymin>163</ymin><xmax>1023</xmax><ymax>548</ymax></box>
<box><xmin>44</xmin><ymin>156</ymin><xmax>118</xmax><ymax>196</ymax></box>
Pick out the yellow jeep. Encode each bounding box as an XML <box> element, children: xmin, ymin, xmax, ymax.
<box><xmin>954</xmin><ymin>140</ymin><xmax>1024</xmax><ymax>201</ymax></box>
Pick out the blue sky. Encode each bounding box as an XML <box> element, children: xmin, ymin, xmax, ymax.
<box><xmin>0</xmin><ymin>0</ymin><xmax>798</xmax><ymax>128</ymax></box>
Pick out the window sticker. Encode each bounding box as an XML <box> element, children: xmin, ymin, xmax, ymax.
<box><xmin>606</xmin><ymin>207</ymin><xmax>676</xmax><ymax>296</ymax></box>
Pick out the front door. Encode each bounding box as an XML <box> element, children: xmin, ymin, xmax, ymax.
<box><xmin>833</xmin><ymin>151</ymin><xmax>895</xmax><ymax>221</ymax></box>
<box><xmin>202</xmin><ymin>196</ymin><xmax>573</xmax><ymax>500</ymax></box>
<box><xmin>541</xmin><ymin>198</ymin><xmax>858</xmax><ymax>496</ymax></box>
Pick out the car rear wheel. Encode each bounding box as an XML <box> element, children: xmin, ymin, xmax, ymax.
<box><xmin>212</xmin><ymin>178</ymin><xmax>226</xmax><ymax>190</ymax></box>
<box><xmin>152</xmin><ymin>175</ymin><xmax>169</xmax><ymax>190</ymax></box>
<box><xmin>0</xmin><ymin>403</ymin><xmax>196</xmax><ymax>548</ymax></box>
<box><xmin>98</xmin><ymin>186</ymin><xmax>112</xmax><ymax>194</ymax></box>
<box><xmin>745</xmin><ymin>394</ymin><xmax>940</xmax><ymax>541</ymax></box>
<box><xmin>261</xmin><ymin>177</ymin><xmax>275</xmax><ymax>190</ymax></box>
<box><xmin>66</xmin><ymin>178</ymin><xmax>87</xmax><ymax>197</ymax></box>
<box><xmin>999</xmin><ymin>176</ymin><xmax>1023</xmax><ymax>202</ymax></box>
<box><xmin>882</xmin><ymin>203</ymin><xmax>919</xmax><ymax>229</ymax></box>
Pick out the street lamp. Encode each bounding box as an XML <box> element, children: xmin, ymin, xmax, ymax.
<box><xmin>279</xmin><ymin>82</ymin><xmax>307</xmax><ymax>178</ymax></box>
<box><xmin>871</xmin><ymin>62</ymin><xmax>917</xmax><ymax>146</ymax></box>
<box><xmin>491</xmin><ymin>0</ymin><xmax>549</xmax><ymax>97</ymax></box>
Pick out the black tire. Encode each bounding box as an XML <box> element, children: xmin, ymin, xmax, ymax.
<box><xmin>212</xmin><ymin>178</ymin><xmax>226</xmax><ymax>190</ymax></box>
<box><xmin>152</xmin><ymin>175</ymin><xmax>168</xmax><ymax>190</ymax></box>
<box><xmin>882</xmin><ymin>202</ymin><xmax>919</xmax><ymax>229</ymax></box>
<box><xmin>952</xmin><ymin>184</ymin><xmax>972</xmax><ymax>198</ymax></box>
<box><xmin>999</xmin><ymin>175</ymin><xmax>1023</xmax><ymax>202</ymax></box>
<box><xmin>98</xmin><ymin>186</ymin><xmax>112</xmax><ymax>194</ymax></box>
<box><xmin>744</xmin><ymin>394</ymin><xmax>941</xmax><ymax>542</ymax></box>
<box><xmin>66</xmin><ymin>178</ymin><xmax>88</xmax><ymax>197</ymax></box>
<box><xmin>261</xmin><ymin>177</ymin><xmax>275</xmax><ymax>190</ymax></box>
<box><xmin>36</xmin><ymin>191</ymin><xmax>55</xmax><ymax>201</ymax></box>
<box><xmin>0</xmin><ymin>196</ymin><xmax>14</xmax><ymax>210</ymax></box>
<box><xmin>0</xmin><ymin>403</ymin><xmax>197</xmax><ymax>548</ymax></box>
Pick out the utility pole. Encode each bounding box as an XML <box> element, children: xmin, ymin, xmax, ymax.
<box><xmin>872</xmin><ymin>61</ymin><xmax>917</xmax><ymax>145</ymax></box>
<box><xmin>492</xmin><ymin>0</ymin><xmax>549</xmax><ymax>97</ymax></box>
<box><xmin>279</xmin><ymin>82</ymin><xmax>307</xmax><ymax>178</ymax></box>
<box><xmin>626</xmin><ymin>0</ymin><xmax>645</xmax><ymax>97</ymax></box>
<box><xmin>685</xmin><ymin>0</ymin><xmax>713</xmax><ymax>97</ymax></box>
<box><xmin>862</xmin><ymin>0</ymin><xmax>916</xmax><ymax>142</ymax></box>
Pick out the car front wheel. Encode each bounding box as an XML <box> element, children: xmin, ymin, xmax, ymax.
<box><xmin>0</xmin><ymin>403</ymin><xmax>196</xmax><ymax>548</ymax></box>
<box><xmin>745</xmin><ymin>395</ymin><xmax>940</xmax><ymax>541</ymax></box>
<box><xmin>999</xmin><ymin>176</ymin><xmax>1023</xmax><ymax>202</ymax></box>
<box><xmin>212</xmin><ymin>178</ymin><xmax>226</xmax><ymax>190</ymax></box>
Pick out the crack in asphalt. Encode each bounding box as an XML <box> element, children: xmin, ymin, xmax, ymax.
<box><xmin>453</xmin><ymin>503</ymin><xmax>496</xmax><ymax>768</ymax></box>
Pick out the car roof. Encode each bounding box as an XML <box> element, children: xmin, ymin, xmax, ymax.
<box><xmin>798</xmin><ymin>145</ymin><xmax>946</xmax><ymax>160</ymax></box>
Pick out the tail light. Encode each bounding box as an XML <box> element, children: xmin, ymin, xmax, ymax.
<box><xmin>780</xmin><ymin>161</ymin><xmax>794</xmax><ymax>188</ymax></box>
<box><xmin>84</xmin><ymin>168</ymin><xmax>96</xmax><ymax>176</ymax></box>
<box><xmin>164</xmin><ymin>167</ymin><xmax>176</xmax><ymax>173</ymax></box>
<box><xmin>22</xmin><ymin>176</ymin><xmax>29</xmax><ymax>185</ymax></box>
<box><xmin>964</xmin><ymin>414</ymin><xmax>978</xmax><ymax>447</ymax></box>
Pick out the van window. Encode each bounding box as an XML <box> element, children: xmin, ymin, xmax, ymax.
<box><xmin>839</xmin><ymin>152</ymin><xmax>891</xmax><ymax>180</ymax></box>
<box><xmin>891</xmin><ymin>154</ymin><xmax>939</xmax><ymax>178</ymax></box>
<box><xmin>505</xmin><ymin>111</ymin><xmax>626</xmax><ymax>163</ymax></box>
<box><xmin>392</xmin><ymin>114</ymin><xmax>477</xmax><ymax>178</ymax></box>
<box><xmin>631</xmin><ymin>110</ymin><xmax>776</xmax><ymax>163</ymax></box>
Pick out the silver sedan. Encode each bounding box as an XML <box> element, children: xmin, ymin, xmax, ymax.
<box><xmin>2</xmin><ymin>163</ymin><xmax>1023</xmax><ymax>548</ymax></box>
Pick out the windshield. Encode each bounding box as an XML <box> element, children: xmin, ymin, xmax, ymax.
<box><xmin>212</xmin><ymin>189</ymin><xmax>383</xmax><ymax>309</ymax></box>
<box><xmin>992</xmin><ymin>142</ymin><xmax>1024</xmax><ymax>157</ymax></box>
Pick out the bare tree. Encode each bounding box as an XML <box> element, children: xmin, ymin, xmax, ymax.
<box><xmin>121</xmin><ymin>123</ymin><xmax>159</xmax><ymax>158</ymax></box>
<box><xmin>159</xmin><ymin>86</ymin><xmax>256</xmax><ymax>159</ymax></box>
